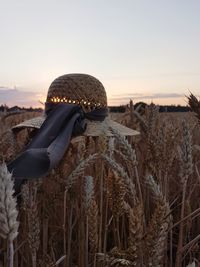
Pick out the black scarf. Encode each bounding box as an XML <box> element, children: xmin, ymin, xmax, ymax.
<box><xmin>7</xmin><ymin>103</ymin><xmax>107</xmax><ymax>194</ymax></box>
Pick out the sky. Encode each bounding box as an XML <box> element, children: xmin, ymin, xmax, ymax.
<box><xmin>0</xmin><ymin>0</ymin><xmax>200</xmax><ymax>107</ymax></box>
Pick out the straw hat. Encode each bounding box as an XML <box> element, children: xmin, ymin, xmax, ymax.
<box><xmin>12</xmin><ymin>74</ymin><xmax>139</xmax><ymax>137</ymax></box>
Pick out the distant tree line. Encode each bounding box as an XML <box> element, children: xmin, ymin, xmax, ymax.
<box><xmin>109</xmin><ymin>102</ymin><xmax>191</xmax><ymax>113</ymax></box>
<box><xmin>0</xmin><ymin>104</ymin><xmax>43</xmax><ymax>113</ymax></box>
<box><xmin>159</xmin><ymin>105</ymin><xmax>190</xmax><ymax>112</ymax></box>
<box><xmin>0</xmin><ymin>103</ymin><xmax>191</xmax><ymax>113</ymax></box>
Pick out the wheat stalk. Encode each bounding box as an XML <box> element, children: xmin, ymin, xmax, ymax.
<box><xmin>25</xmin><ymin>182</ymin><xmax>40</xmax><ymax>267</ymax></box>
<box><xmin>27</xmin><ymin>203</ymin><xmax>40</xmax><ymax>267</ymax></box>
<box><xmin>85</xmin><ymin>176</ymin><xmax>98</xmax><ymax>266</ymax></box>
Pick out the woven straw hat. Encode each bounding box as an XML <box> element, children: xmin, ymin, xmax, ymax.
<box><xmin>12</xmin><ymin>74</ymin><xmax>139</xmax><ymax>137</ymax></box>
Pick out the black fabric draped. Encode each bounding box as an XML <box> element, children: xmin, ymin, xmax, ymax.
<box><xmin>7</xmin><ymin>103</ymin><xmax>107</xmax><ymax>194</ymax></box>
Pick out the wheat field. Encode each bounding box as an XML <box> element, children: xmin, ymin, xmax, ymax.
<box><xmin>0</xmin><ymin>96</ymin><xmax>200</xmax><ymax>267</ymax></box>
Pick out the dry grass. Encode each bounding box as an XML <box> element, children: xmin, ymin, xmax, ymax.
<box><xmin>0</xmin><ymin>97</ymin><xmax>200</xmax><ymax>266</ymax></box>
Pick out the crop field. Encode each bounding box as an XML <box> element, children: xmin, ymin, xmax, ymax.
<box><xmin>0</xmin><ymin>97</ymin><xmax>200</xmax><ymax>267</ymax></box>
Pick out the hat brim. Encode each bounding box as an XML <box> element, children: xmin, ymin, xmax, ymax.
<box><xmin>12</xmin><ymin>116</ymin><xmax>140</xmax><ymax>137</ymax></box>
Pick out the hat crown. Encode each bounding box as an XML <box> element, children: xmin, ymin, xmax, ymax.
<box><xmin>46</xmin><ymin>73</ymin><xmax>107</xmax><ymax>110</ymax></box>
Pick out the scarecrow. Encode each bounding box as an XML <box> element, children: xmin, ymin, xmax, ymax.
<box><xmin>3</xmin><ymin>74</ymin><xmax>141</xmax><ymax>266</ymax></box>
<box><xmin>8</xmin><ymin>73</ymin><xmax>139</xmax><ymax>193</ymax></box>
<box><xmin>0</xmin><ymin>74</ymin><xmax>174</xmax><ymax>267</ymax></box>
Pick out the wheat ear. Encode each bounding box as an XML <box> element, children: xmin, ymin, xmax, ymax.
<box><xmin>102</xmin><ymin>155</ymin><xmax>136</xmax><ymax>203</ymax></box>
<box><xmin>66</xmin><ymin>153</ymin><xmax>98</xmax><ymax>190</ymax></box>
<box><xmin>0</xmin><ymin>163</ymin><xmax>19</xmax><ymax>267</ymax></box>
<box><xmin>176</xmin><ymin>121</ymin><xmax>193</xmax><ymax>267</ymax></box>
<box><xmin>144</xmin><ymin>175</ymin><xmax>170</xmax><ymax>267</ymax></box>
<box><xmin>126</xmin><ymin>202</ymin><xmax>143</xmax><ymax>265</ymax></box>
<box><xmin>107</xmin><ymin>170</ymin><xmax>126</xmax><ymax>217</ymax></box>
<box><xmin>96</xmin><ymin>252</ymin><xmax>134</xmax><ymax>266</ymax></box>
<box><xmin>111</xmin><ymin>128</ymin><xmax>143</xmax><ymax>204</ymax></box>
<box><xmin>187</xmin><ymin>93</ymin><xmax>200</xmax><ymax>122</ymax></box>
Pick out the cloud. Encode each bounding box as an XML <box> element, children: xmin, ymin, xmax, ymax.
<box><xmin>0</xmin><ymin>87</ymin><xmax>46</xmax><ymax>107</ymax></box>
<box><xmin>0</xmin><ymin>87</ymin><xmax>185</xmax><ymax>107</ymax></box>
<box><xmin>109</xmin><ymin>93</ymin><xmax>183</xmax><ymax>102</ymax></box>
<box><xmin>111</xmin><ymin>93</ymin><xmax>143</xmax><ymax>97</ymax></box>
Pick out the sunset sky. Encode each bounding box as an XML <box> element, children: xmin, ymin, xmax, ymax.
<box><xmin>1</xmin><ymin>0</ymin><xmax>200</xmax><ymax>107</ymax></box>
